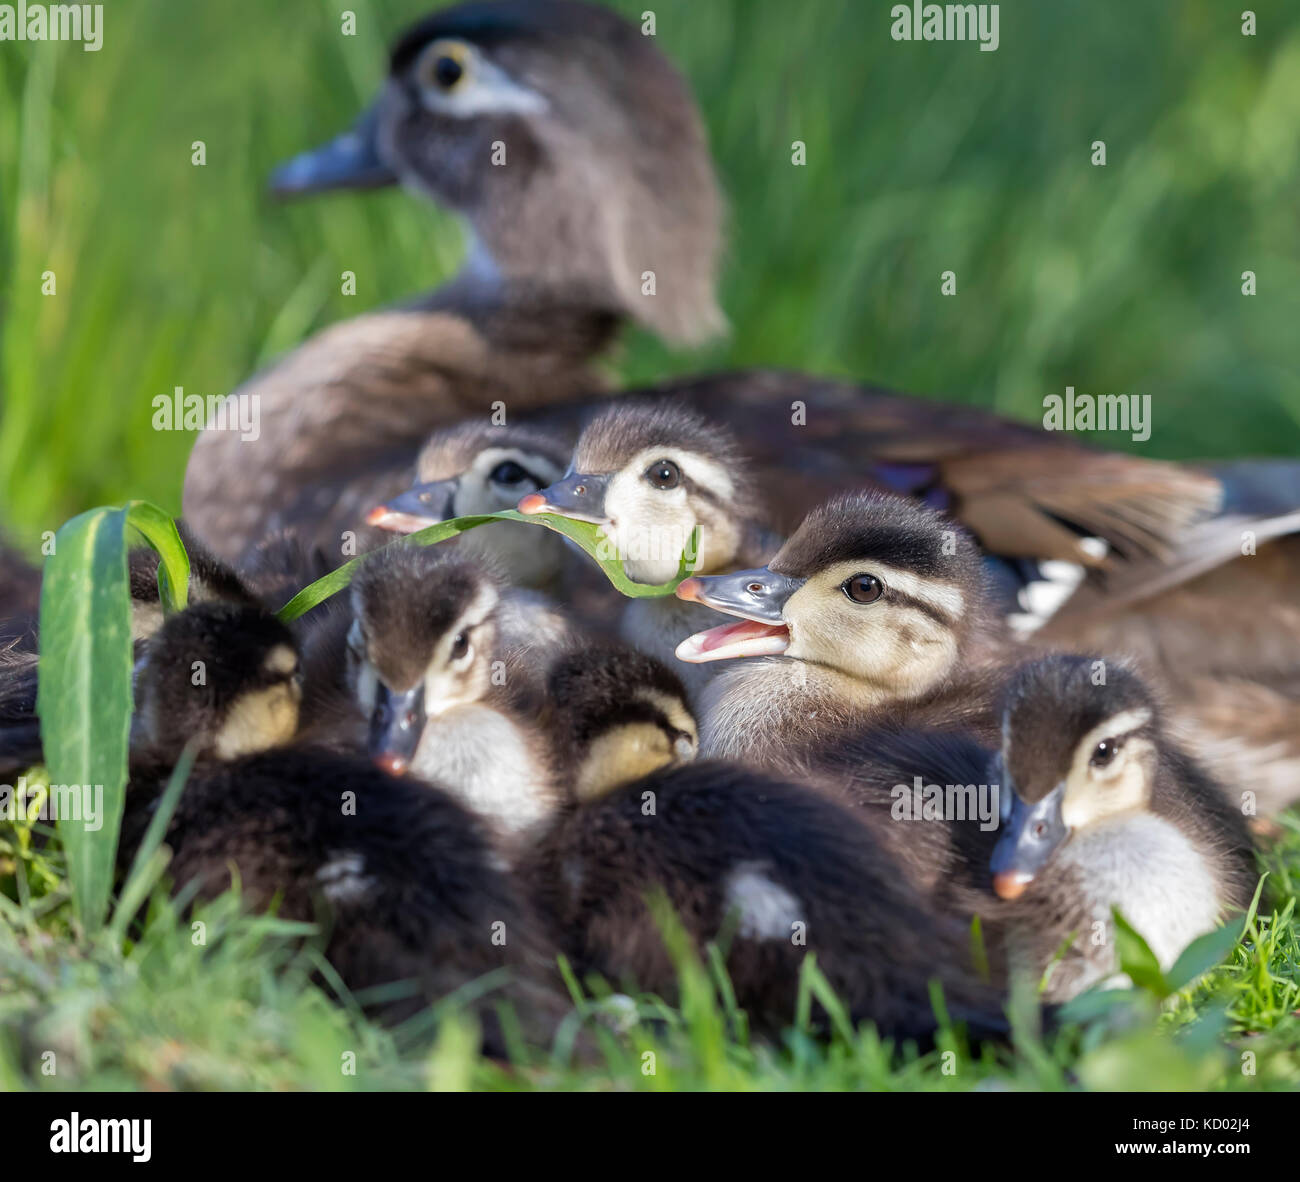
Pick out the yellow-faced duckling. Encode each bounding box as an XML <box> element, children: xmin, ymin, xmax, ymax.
<box><xmin>675</xmin><ymin>490</ymin><xmax>1005</xmax><ymax>764</ymax></box>
<box><xmin>122</xmin><ymin>600</ymin><xmax>565</xmax><ymax>1048</ymax></box>
<box><xmin>522</xmin><ymin>643</ymin><xmax>1010</xmax><ymax>1043</ymax></box>
<box><xmin>519</xmin><ymin>402</ymin><xmax>779</xmax><ymax>699</ymax></box>
<box><xmin>989</xmin><ymin>655</ymin><xmax>1257</xmax><ymax>1001</ymax></box>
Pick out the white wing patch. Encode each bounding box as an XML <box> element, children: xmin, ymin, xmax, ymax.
<box><xmin>725</xmin><ymin>862</ymin><xmax>802</xmax><ymax>941</ymax></box>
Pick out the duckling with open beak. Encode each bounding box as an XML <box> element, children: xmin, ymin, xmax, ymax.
<box><xmin>673</xmin><ymin>490</ymin><xmax>1005</xmax><ymax>764</ymax></box>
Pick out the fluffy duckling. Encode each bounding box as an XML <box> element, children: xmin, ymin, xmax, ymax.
<box><xmin>675</xmin><ymin>490</ymin><xmax>1004</xmax><ymax>765</ymax></box>
<box><xmin>989</xmin><ymin>655</ymin><xmax>1257</xmax><ymax>1001</ymax></box>
<box><xmin>123</xmin><ymin>600</ymin><xmax>564</xmax><ymax>1048</ymax></box>
<box><xmin>522</xmin><ymin>644</ymin><xmax>1010</xmax><ymax>1043</ymax></box>
<box><xmin>367</xmin><ymin>420</ymin><xmax>572</xmax><ymax>592</ymax></box>
<box><xmin>518</xmin><ymin>402</ymin><xmax>779</xmax><ymax>699</ymax></box>
<box><xmin>344</xmin><ymin>545</ymin><xmax>562</xmax><ymax>837</ymax></box>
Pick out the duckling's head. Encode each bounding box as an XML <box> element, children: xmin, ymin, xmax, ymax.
<box><xmin>367</xmin><ymin>422</ymin><xmax>570</xmax><ymax>587</ymax></box>
<box><xmin>676</xmin><ymin>492</ymin><xmax>986</xmax><ymax>700</ymax></box>
<box><xmin>518</xmin><ymin>402</ymin><xmax>756</xmax><ymax>584</ymax></box>
<box><xmin>132</xmin><ymin>602</ymin><xmax>302</xmax><ymax>762</ymax></box>
<box><xmin>990</xmin><ymin>655</ymin><xmax>1161</xmax><ymax>900</ymax></box>
<box><xmin>271</xmin><ymin>0</ymin><xmax>724</xmax><ymax>346</ymax></box>
<box><xmin>348</xmin><ymin>546</ymin><xmax>502</xmax><ymax>774</ymax></box>
<box><xmin>549</xmin><ymin>642</ymin><xmax>698</xmax><ymax>800</ymax></box>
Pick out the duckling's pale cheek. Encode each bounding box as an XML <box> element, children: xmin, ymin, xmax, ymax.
<box><xmin>213</xmin><ymin>686</ymin><xmax>300</xmax><ymax>760</ymax></box>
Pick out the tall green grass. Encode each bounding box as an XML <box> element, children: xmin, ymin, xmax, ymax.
<box><xmin>2</xmin><ymin>0</ymin><xmax>1299</xmax><ymax>549</ymax></box>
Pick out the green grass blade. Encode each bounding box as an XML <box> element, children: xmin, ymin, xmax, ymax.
<box><xmin>124</xmin><ymin>499</ymin><xmax>191</xmax><ymax>612</ymax></box>
<box><xmin>108</xmin><ymin>740</ymin><xmax>198</xmax><ymax>944</ymax></box>
<box><xmin>36</xmin><ymin>506</ymin><xmax>133</xmax><ymax>933</ymax></box>
<box><xmin>276</xmin><ymin>510</ymin><xmax>699</xmax><ymax>622</ymax></box>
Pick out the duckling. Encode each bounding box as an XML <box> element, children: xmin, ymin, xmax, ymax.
<box><xmin>518</xmin><ymin>402</ymin><xmax>780</xmax><ymax>699</ymax></box>
<box><xmin>122</xmin><ymin>600</ymin><xmax>565</xmax><ymax>1048</ymax></box>
<box><xmin>367</xmin><ymin>421</ymin><xmax>572</xmax><ymax>592</ymax></box>
<box><xmin>521</xmin><ymin>643</ymin><xmax>1010</xmax><ymax>1043</ymax></box>
<box><xmin>989</xmin><ymin>655</ymin><xmax>1257</xmax><ymax>1001</ymax></box>
<box><xmin>674</xmin><ymin>490</ymin><xmax>1005</xmax><ymax>765</ymax></box>
<box><xmin>184</xmin><ymin>0</ymin><xmax>1225</xmax><ymax>614</ymax></box>
<box><xmin>343</xmin><ymin>545</ymin><xmax>562</xmax><ymax>838</ymax></box>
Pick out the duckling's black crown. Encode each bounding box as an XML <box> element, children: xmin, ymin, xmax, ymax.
<box><xmin>771</xmin><ymin>490</ymin><xmax>979</xmax><ymax>581</ymax></box>
<box><xmin>1001</xmin><ymin>654</ymin><xmax>1158</xmax><ymax>800</ymax></box>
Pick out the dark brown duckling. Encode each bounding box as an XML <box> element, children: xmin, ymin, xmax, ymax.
<box><xmin>121</xmin><ymin>600</ymin><xmax>567</xmax><ymax>1051</ymax></box>
<box><xmin>521</xmin><ymin>643</ymin><xmax>1011</xmax><ymax>1044</ymax></box>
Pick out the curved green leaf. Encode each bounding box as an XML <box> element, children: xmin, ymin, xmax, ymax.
<box><xmin>124</xmin><ymin>499</ymin><xmax>191</xmax><ymax>612</ymax></box>
<box><xmin>276</xmin><ymin>510</ymin><xmax>699</xmax><ymax>623</ymax></box>
<box><xmin>37</xmin><ymin>506</ymin><xmax>133</xmax><ymax>932</ymax></box>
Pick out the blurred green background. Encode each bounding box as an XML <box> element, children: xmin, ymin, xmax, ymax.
<box><xmin>1</xmin><ymin>0</ymin><xmax>1297</xmax><ymax>550</ymax></box>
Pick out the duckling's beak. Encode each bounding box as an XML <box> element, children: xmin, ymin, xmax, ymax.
<box><xmin>674</xmin><ymin>568</ymin><xmax>803</xmax><ymax>663</ymax></box>
<box><xmin>269</xmin><ymin>105</ymin><xmax>398</xmax><ymax>197</ymax></box>
<box><xmin>517</xmin><ymin>473</ymin><xmax>611</xmax><ymax>525</ymax></box>
<box><xmin>990</xmin><ymin>783</ymin><xmax>1069</xmax><ymax>900</ymax></box>
<box><xmin>368</xmin><ymin>683</ymin><xmax>426</xmax><ymax>776</ymax></box>
<box><xmin>366</xmin><ymin>480</ymin><xmax>459</xmax><ymax>534</ymax></box>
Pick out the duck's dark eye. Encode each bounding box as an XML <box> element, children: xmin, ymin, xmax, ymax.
<box><xmin>489</xmin><ymin>460</ymin><xmax>529</xmax><ymax>486</ymax></box>
<box><xmin>432</xmin><ymin>54</ymin><xmax>464</xmax><ymax>89</ymax></box>
<box><xmin>451</xmin><ymin>632</ymin><xmax>470</xmax><ymax>660</ymax></box>
<box><xmin>842</xmin><ymin>573</ymin><xmax>884</xmax><ymax>604</ymax></box>
<box><xmin>645</xmin><ymin>459</ymin><xmax>681</xmax><ymax>490</ymax></box>
<box><xmin>1090</xmin><ymin>739</ymin><xmax>1121</xmax><ymax>769</ymax></box>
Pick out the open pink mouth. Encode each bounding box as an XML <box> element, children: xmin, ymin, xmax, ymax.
<box><xmin>675</xmin><ymin>618</ymin><xmax>790</xmax><ymax>663</ymax></box>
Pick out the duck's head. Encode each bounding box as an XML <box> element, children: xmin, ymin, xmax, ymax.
<box><xmin>271</xmin><ymin>0</ymin><xmax>724</xmax><ymax>346</ymax></box>
<box><xmin>990</xmin><ymin>656</ymin><xmax>1161</xmax><ymax>900</ymax></box>
<box><xmin>348</xmin><ymin>546</ymin><xmax>503</xmax><ymax>774</ymax></box>
<box><xmin>132</xmin><ymin>603</ymin><xmax>302</xmax><ymax>762</ymax></box>
<box><xmin>367</xmin><ymin>421</ymin><xmax>570</xmax><ymax>588</ymax></box>
<box><xmin>674</xmin><ymin>492</ymin><xmax>986</xmax><ymax>699</ymax></box>
<box><xmin>518</xmin><ymin>402</ymin><xmax>756</xmax><ymax>585</ymax></box>
<box><xmin>549</xmin><ymin>642</ymin><xmax>698</xmax><ymax>800</ymax></box>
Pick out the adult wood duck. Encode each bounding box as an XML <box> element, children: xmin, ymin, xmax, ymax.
<box><xmin>182</xmin><ymin>0</ymin><xmax>1239</xmax><ymax>598</ymax></box>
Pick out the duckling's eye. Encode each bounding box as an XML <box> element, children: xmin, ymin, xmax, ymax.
<box><xmin>842</xmin><ymin>573</ymin><xmax>884</xmax><ymax>604</ymax></box>
<box><xmin>645</xmin><ymin>459</ymin><xmax>681</xmax><ymax>490</ymax></box>
<box><xmin>489</xmin><ymin>460</ymin><xmax>528</xmax><ymax>486</ymax></box>
<box><xmin>1090</xmin><ymin>738</ymin><xmax>1122</xmax><ymax>769</ymax></box>
<box><xmin>450</xmin><ymin>632</ymin><xmax>470</xmax><ymax>660</ymax></box>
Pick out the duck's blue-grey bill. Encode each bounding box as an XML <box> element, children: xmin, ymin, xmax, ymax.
<box><xmin>270</xmin><ymin>107</ymin><xmax>398</xmax><ymax>197</ymax></box>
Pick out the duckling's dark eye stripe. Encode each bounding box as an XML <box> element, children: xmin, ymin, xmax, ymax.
<box><xmin>886</xmin><ymin>589</ymin><xmax>958</xmax><ymax>627</ymax></box>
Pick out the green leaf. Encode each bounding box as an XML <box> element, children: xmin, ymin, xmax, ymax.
<box><xmin>1164</xmin><ymin>919</ymin><xmax>1244</xmax><ymax>994</ymax></box>
<box><xmin>276</xmin><ymin>510</ymin><xmax>699</xmax><ymax>623</ymax></box>
<box><xmin>1111</xmin><ymin>907</ymin><xmax>1170</xmax><ymax>998</ymax></box>
<box><xmin>108</xmin><ymin>740</ymin><xmax>198</xmax><ymax>945</ymax></box>
<box><xmin>124</xmin><ymin>500</ymin><xmax>191</xmax><ymax>612</ymax></box>
<box><xmin>37</xmin><ymin>506</ymin><xmax>133</xmax><ymax>932</ymax></box>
